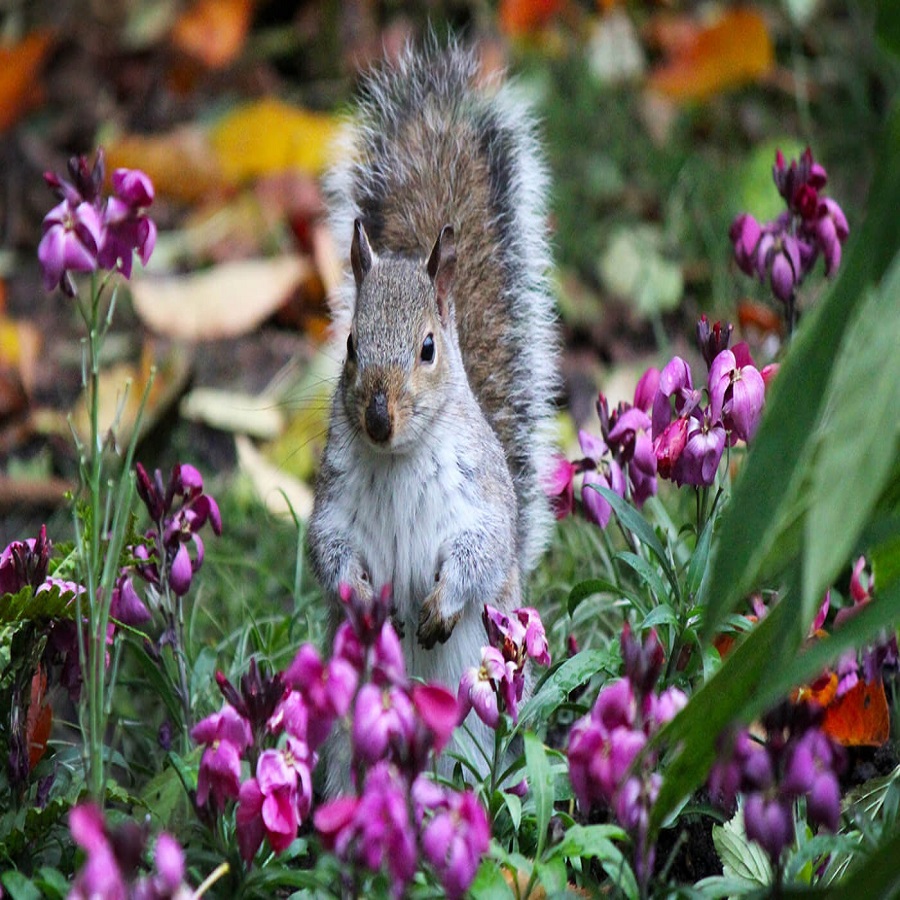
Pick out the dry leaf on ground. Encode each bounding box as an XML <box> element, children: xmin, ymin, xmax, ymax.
<box><xmin>210</xmin><ymin>98</ymin><xmax>339</xmax><ymax>182</ymax></box>
<box><xmin>0</xmin><ymin>31</ymin><xmax>54</xmax><ymax>132</ymax></box>
<box><xmin>180</xmin><ymin>387</ymin><xmax>285</xmax><ymax>439</ymax></box>
<box><xmin>131</xmin><ymin>255</ymin><xmax>311</xmax><ymax>341</ymax></box>
<box><xmin>170</xmin><ymin>0</ymin><xmax>254</xmax><ymax>69</ymax></box>
<box><xmin>648</xmin><ymin>8</ymin><xmax>774</xmax><ymax>102</ymax></box>
<box><xmin>106</xmin><ymin>127</ymin><xmax>235</xmax><ymax>204</ymax></box>
<box><xmin>235</xmin><ymin>434</ymin><xmax>313</xmax><ymax>519</ymax></box>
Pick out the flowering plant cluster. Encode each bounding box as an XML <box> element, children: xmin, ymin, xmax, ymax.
<box><xmin>191</xmin><ymin>583</ymin><xmax>491</xmax><ymax>898</ymax></box>
<box><xmin>708</xmin><ymin>701</ymin><xmax>846</xmax><ymax>864</ymax></box>
<box><xmin>68</xmin><ymin>802</ymin><xmax>202</xmax><ymax>900</ymax></box>
<box><xmin>730</xmin><ymin>148</ymin><xmax>848</xmax><ymax>320</ymax></box>
<box><xmin>38</xmin><ymin>150</ymin><xmax>156</xmax><ymax>295</ymax></box>
<box><xmin>548</xmin><ymin>316</ymin><xmax>772</xmax><ymax>527</ymax></box>
<box><xmin>458</xmin><ymin>604</ymin><xmax>551</xmax><ymax>728</ymax></box>
<box><xmin>568</xmin><ymin>626</ymin><xmax>687</xmax><ymax>887</ymax></box>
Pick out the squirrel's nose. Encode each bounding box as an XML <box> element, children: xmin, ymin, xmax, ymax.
<box><xmin>364</xmin><ymin>390</ymin><xmax>392</xmax><ymax>444</ymax></box>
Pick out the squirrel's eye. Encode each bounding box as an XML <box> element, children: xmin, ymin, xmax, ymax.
<box><xmin>346</xmin><ymin>332</ymin><xmax>356</xmax><ymax>362</ymax></box>
<box><xmin>420</xmin><ymin>333</ymin><xmax>435</xmax><ymax>363</ymax></box>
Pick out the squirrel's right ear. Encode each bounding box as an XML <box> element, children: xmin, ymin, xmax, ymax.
<box><xmin>351</xmin><ymin>219</ymin><xmax>374</xmax><ymax>290</ymax></box>
<box><xmin>427</xmin><ymin>225</ymin><xmax>457</xmax><ymax>324</ymax></box>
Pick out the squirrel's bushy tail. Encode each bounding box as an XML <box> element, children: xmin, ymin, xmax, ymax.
<box><xmin>326</xmin><ymin>38</ymin><xmax>559</xmax><ymax>576</ymax></box>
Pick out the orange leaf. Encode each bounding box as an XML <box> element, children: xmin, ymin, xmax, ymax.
<box><xmin>171</xmin><ymin>0</ymin><xmax>254</xmax><ymax>69</ymax></box>
<box><xmin>499</xmin><ymin>0</ymin><xmax>563</xmax><ymax>36</ymax></box>
<box><xmin>648</xmin><ymin>8</ymin><xmax>774</xmax><ymax>102</ymax></box>
<box><xmin>822</xmin><ymin>679</ymin><xmax>891</xmax><ymax>747</ymax></box>
<box><xmin>0</xmin><ymin>31</ymin><xmax>54</xmax><ymax>133</ymax></box>
<box><xmin>27</xmin><ymin>667</ymin><xmax>52</xmax><ymax>770</ymax></box>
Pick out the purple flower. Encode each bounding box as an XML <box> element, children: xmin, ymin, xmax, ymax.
<box><xmin>633</xmin><ymin>367</ymin><xmax>661</xmax><ymax>413</ymax></box>
<box><xmin>580</xmin><ymin>431</ymin><xmax>626</xmax><ymax>529</ymax></box>
<box><xmin>743</xmin><ymin>794</ymin><xmax>794</xmax><ymax>862</ymax></box>
<box><xmin>816</xmin><ymin>197</ymin><xmax>849</xmax><ymax>276</ymax></box>
<box><xmin>418</xmin><ymin>785</ymin><xmax>491</xmax><ymax>900</ymax></box>
<box><xmin>69</xmin><ymin>803</ymin><xmax>127</xmax><ymax>900</ymax></box>
<box><xmin>730</xmin><ymin>213</ymin><xmax>762</xmax><ymax>277</ymax></box>
<box><xmin>653</xmin><ymin>416</ymin><xmax>689</xmax><ymax>482</ymax></box>
<box><xmin>316</xmin><ymin>763</ymin><xmax>417</xmax><ymax>897</ymax></box>
<box><xmin>352</xmin><ymin>683</ymin><xmax>416</xmax><ymax>765</ymax></box>
<box><xmin>283</xmin><ymin>642</ymin><xmax>358</xmax><ymax>750</ymax></box>
<box><xmin>651</xmin><ymin>356</ymin><xmax>699</xmax><ymax>439</ymax></box>
<box><xmin>38</xmin><ymin>200</ymin><xmax>103</xmax><ymax>291</ymax></box>
<box><xmin>674</xmin><ymin>408</ymin><xmax>726</xmax><ymax>487</ymax></box>
<box><xmin>411</xmin><ymin>683</ymin><xmax>459</xmax><ymax>755</ymax></box>
<box><xmin>153</xmin><ymin>833</ymin><xmax>186</xmax><ymax>895</ymax></box>
<box><xmin>110</xmin><ymin>572</ymin><xmax>151</xmax><ymax>627</ymax></box>
<box><xmin>483</xmin><ymin>604</ymin><xmax>551</xmax><ymax>669</ymax></box>
<box><xmin>97</xmin><ymin>169</ymin><xmax>156</xmax><ymax>278</ymax></box>
<box><xmin>191</xmin><ymin>705</ymin><xmax>253</xmax><ymax>809</ymax></box>
<box><xmin>708</xmin><ymin>346</ymin><xmax>766</xmax><ymax>443</ymax></box>
<box><xmin>0</xmin><ymin>525</ymin><xmax>51</xmax><ymax>594</ymax></box>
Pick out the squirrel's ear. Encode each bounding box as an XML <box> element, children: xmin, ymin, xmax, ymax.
<box><xmin>351</xmin><ymin>219</ymin><xmax>374</xmax><ymax>290</ymax></box>
<box><xmin>427</xmin><ymin>225</ymin><xmax>456</xmax><ymax>323</ymax></box>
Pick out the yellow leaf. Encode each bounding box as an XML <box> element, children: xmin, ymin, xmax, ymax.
<box><xmin>210</xmin><ymin>98</ymin><xmax>339</xmax><ymax>182</ymax></box>
<box><xmin>648</xmin><ymin>8</ymin><xmax>774</xmax><ymax>102</ymax></box>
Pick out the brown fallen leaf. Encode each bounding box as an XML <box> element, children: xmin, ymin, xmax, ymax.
<box><xmin>71</xmin><ymin>341</ymin><xmax>192</xmax><ymax>450</ymax></box>
<box><xmin>499</xmin><ymin>0</ymin><xmax>564</xmax><ymax>36</ymax></box>
<box><xmin>0</xmin><ymin>31</ymin><xmax>54</xmax><ymax>133</ymax></box>
<box><xmin>180</xmin><ymin>387</ymin><xmax>285</xmax><ymax>440</ymax></box>
<box><xmin>131</xmin><ymin>255</ymin><xmax>311</xmax><ymax>341</ymax></box>
<box><xmin>170</xmin><ymin>0</ymin><xmax>254</xmax><ymax>69</ymax></box>
<box><xmin>106</xmin><ymin>127</ymin><xmax>234</xmax><ymax>204</ymax></box>
<box><xmin>648</xmin><ymin>8</ymin><xmax>774</xmax><ymax>102</ymax></box>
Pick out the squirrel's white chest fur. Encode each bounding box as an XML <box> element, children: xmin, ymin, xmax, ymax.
<box><xmin>326</xmin><ymin>415</ymin><xmax>498</xmax><ymax>689</ymax></box>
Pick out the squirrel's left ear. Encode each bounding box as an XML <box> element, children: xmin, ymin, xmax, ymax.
<box><xmin>427</xmin><ymin>225</ymin><xmax>456</xmax><ymax>324</ymax></box>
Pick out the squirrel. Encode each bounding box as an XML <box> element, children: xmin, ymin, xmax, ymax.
<box><xmin>308</xmin><ymin>39</ymin><xmax>558</xmax><ymax>755</ymax></box>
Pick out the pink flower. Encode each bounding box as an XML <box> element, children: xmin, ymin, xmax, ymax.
<box><xmin>411</xmin><ymin>683</ymin><xmax>459</xmax><ymax>755</ymax></box>
<box><xmin>236</xmin><ymin>744</ymin><xmax>311</xmax><ymax>862</ymax></box>
<box><xmin>68</xmin><ymin>803</ymin><xmax>126</xmax><ymax>900</ymax></box>
<box><xmin>191</xmin><ymin>705</ymin><xmax>252</xmax><ymax>809</ymax></box>
<box><xmin>457</xmin><ymin>646</ymin><xmax>508</xmax><ymax>728</ymax></box>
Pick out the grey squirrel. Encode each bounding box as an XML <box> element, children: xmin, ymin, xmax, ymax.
<box><xmin>308</xmin><ymin>40</ymin><xmax>558</xmax><ymax>719</ymax></box>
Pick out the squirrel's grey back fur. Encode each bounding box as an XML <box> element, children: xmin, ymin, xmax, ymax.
<box><xmin>326</xmin><ymin>39</ymin><xmax>558</xmax><ymax>575</ymax></box>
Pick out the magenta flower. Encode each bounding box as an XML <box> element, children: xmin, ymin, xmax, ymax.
<box><xmin>652</xmin><ymin>416</ymin><xmax>689</xmax><ymax>482</ymax></box>
<box><xmin>544</xmin><ymin>455</ymin><xmax>577</xmax><ymax>520</ymax></box>
<box><xmin>418</xmin><ymin>787</ymin><xmax>491</xmax><ymax>900</ymax></box>
<box><xmin>708</xmin><ymin>346</ymin><xmax>766</xmax><ymax>444</ymax></box>
<box><xmin>673</xmin><ymin>409</ymin><xmax>727</xmax><ymax>487</ymax></box>
<box><xmin>236</xmin><ymin>743</ymin><xmax>312</xmax><ymax>861</ymax></box>
<box><xmin>38</xmin><ymin>200</ymin><xmax>103</xmax><ymax>291</ymax></box>
<box><xmin>97</xmin><ymin>168</ymin><xmax>156</xmax><ymax>278</ymax></box>
<box><xmin>633</xmin><ymin>367</ymin><xmax>661</xmax><ymax>413</ymax></box>
<box><xmin>191</xmin><ymin>705</ymin><xmax>252</xmax><ymax>809</ymax></box>
<box><xmin>411</xmin><ymin>683</ymin><xmax>459</xmax><ymax>755</ymax></box>
<box><xmin>352</xmin><ymin>683</ymin><xmax>416</xmax><ymax>765</ymax></box>
<box><xmin>483</xmin><ymin>604</ymin><xmax>551</xmax><ymax>669</ymax></box>
<box><xmin>69</xmin><ymin>803</ymin><xmax>126</xmax><ymax>900</ymax></box>
<box><xmin>730</xmin><ymin>213</ymin><xmax>762</xmax><ymax>277</ymax></box>
<box><xmin>651</xmin><ymin>356</ymin><xmax>699</xmax><ymax>439</ymax></box>
<box><xmin>109</xmin><ymin>572</ymin><xmax>151</xmax><ymax>627</ymax></box>
<box><xmin>284</xmin><ymin>642</ymin><xmax>358</xmax><ymax>750</ymax></box>
<box><xmin>579</xmin><ymin>430</ymin><xmax>626</xmax><ymax>528</ymax></box>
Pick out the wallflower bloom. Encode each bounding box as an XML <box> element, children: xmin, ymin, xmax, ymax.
<box><xmin>544</xmin><ymin>455</ymin><xmax>577</xmax><ymax>520</ymax></box>
<box><xmin>418</xmin><ymin>785</ymin><xmax>491</xmax><ymax>900</ymax></box>
<box><xmin>191</xmin><ymin>705</ymin><xmax>253</xmax><ymax>809</ymax></box>
<box><xmin>352</xmin><ymin>682</ymin><xmax>416</xmax><ymax>765</ymax></box>
<box><xmin>708</xmin><ymin>346</ymin><xmax>766</xmax><ymax>444</ymax></box>
<box><xmin>457</xmin><ymin>646</ymin><xmax>509</xmax><ymax>728</ymax></box>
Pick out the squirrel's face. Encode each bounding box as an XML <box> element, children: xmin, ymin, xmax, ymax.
<box><xmin>342</xmin><ymin>258</ymin><xmax>454</xmax><ymax>453</ymax></box>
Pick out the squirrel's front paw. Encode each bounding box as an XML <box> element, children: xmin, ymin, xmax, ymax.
<box><xmin>417</xmin><ymin>583</ymin><xmax>462</xmax><ymax>649</ymax></box>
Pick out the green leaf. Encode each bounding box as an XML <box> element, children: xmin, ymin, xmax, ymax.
<box><xmin>712</xmin><ymin>814</ymin><xmax>772</xmax><ymax>885</ymax></box>
<box><xmin>469</xmin><ymin>858</ymin><xmax>515</xmax><ymax>898</ymax></box>
<box><xmin>0</xmin><ymin>584</ymin><xmax>78</xmax><ymax>624</ymax></box>
<box><xmin>591</xmin><ymin>485</ymin><xmax>679</xmax><ymax>594</ymax></box>
<box><xmin>517</xmin><ymin>649</ymin><xmax>610</xmax><ymax>729</ymax></box>
<box><xmin>568</xmin><ymin>577</ymin><xmax>622</xmax><ymax>616</ymax></box>
<box><xmin>616</xmin><ymin>551</ymin><xmax>671</xmax><ymax>606</ymax></box>
<box><xmin>704</xmin><ymin>104</ymin><xmax>900</xmax><ymax>637</ymax></box>
<box><xmin>827</xmin><ymin>826</ymin><xmax>900</xmax><ymax>898</ymax></box>
<box><xmin>0</xmin><ymin>872</ymin><xmax>41</xmax><ymax>900</ymax></box>
<box><xmin>803</xmin><ymin>263</ymin><xmax>900</xmax><ymax>615</ymax></box>
<box><xmin>640</xmin><ymin>603</ymin><xmax>678</xmax><ymax>630</ymax></box>
<box><xmin>32</xmin><ymin>869</ymin><xmax>70</xmax><ymax>900</ymax></box>
<box><xmin>686</xmin><ymin>509</ymin><xmax>715</xmax><ymax>603</ymax></box>
<box><xmin>524</xmin><ymin>733</ymin><xmax>553</xmax><ymax>861</ymax></box>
